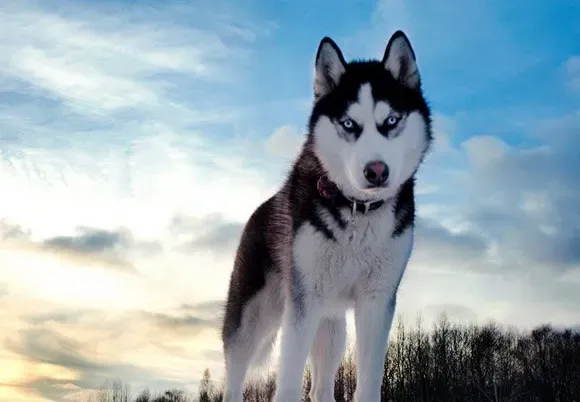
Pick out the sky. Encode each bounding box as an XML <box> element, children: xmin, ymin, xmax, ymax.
<box><xmin>0</xmin><ymin>0</ymin><xmax>579</xmax><ymax>400</ymax></box>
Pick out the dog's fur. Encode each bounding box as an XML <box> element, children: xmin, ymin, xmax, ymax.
<box><xmin>221</xmin><ymin>31</ymin><xmax>432</xmax><ymax>402</ymax></box>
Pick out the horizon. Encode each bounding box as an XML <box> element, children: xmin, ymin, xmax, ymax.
<box><xmin>1</xmin><ymin>0</ymin><xmax>579</xmax><ymax>401</ymax></box>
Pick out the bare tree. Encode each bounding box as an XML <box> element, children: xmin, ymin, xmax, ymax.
<box><xmin>134</xmin><ymin>388</ymin><xmax>152</xmax><ymax>402</ymax></box>
<box><xmin>90</xmin><ymin>379</ymin><xmax>132</xmax><ymax>402</ymax></box>
<box><xmin>72</xmin><ymin>319</ymin><xmax>580</xmax><ymax>402</ymax></box>
<box><xmin>152</xmin><ymin>389</ymin><xmax>194</xmax><ymax>402</ymax></box>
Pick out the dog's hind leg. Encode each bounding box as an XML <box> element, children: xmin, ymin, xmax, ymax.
<box><xmin>222</xmin><ymin>281</ymin><xmax>282</xmax><ymax>402</ymax></box>
<box><xmin>223</xmin><ymin>334</ymin><xmax>254</xmax><ymax>402</ymax></box>
<box><xmin>309</xmin><ymin>316</ymin><xmax>347</xmax><ymax>402</ymax></box>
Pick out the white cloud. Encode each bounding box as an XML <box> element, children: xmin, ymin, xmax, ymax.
<box><xmin>430</xmin><ymin>113</ymin><xmax>456</xmax><ymax>154</ymax></box>
<box><xmin>264</xmin><ymin>125</ymin><xmax>305</xmax><ymax>160</ymax></box>
<box><xmin>462</xmin><ymin>135</ymin><xmax>509</xmax><ymax>170</ymax></box>
<box><xmin>8</xmin><ymin>47</ymin><xmax>158</xmax><ymax>112</ymax></box>
<box><xmin>0</xmin><ymin>1</ymin><xmax>256</xmax><ymax>116</ymax></box>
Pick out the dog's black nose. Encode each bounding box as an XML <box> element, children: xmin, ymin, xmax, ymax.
<box><xmin>364</xmin><ymin>160</ymin><xmax>389</xmax><ymax>186</ymax></box>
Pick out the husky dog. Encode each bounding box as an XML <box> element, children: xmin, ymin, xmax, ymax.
<box><xmin>221</xmin><ymin>31</ymin><xmax>432</xmax><ymax>402</ymax></box>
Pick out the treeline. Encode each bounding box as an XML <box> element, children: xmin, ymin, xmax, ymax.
<box><xmin>74</xmin><ymin>316</ymin><xmax>580</xmax><ymax>402</ymax></box>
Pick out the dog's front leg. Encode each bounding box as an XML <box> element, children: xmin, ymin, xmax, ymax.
<box><xmin>274</xmin><ymin>288</ymin><xmax>321</xmax><ymax>402</ymax></box>
<box><xmin>353</xmin><ymin>293</ymin><xmax>396</xmax><ymax>402</ymax></box>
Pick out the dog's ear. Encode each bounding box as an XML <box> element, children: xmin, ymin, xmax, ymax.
<box><xmin>314</xmin><ymin>37</ymin><xmax>347</xmax><ymax>100</ymax></box>
<box><xmin>382</xmin><ymin>30</ymin><xmax>420</xmax><ymax>90</ymax></box>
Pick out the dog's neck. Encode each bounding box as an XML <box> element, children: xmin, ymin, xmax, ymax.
<box><xmin>316</xmin><ymin>175</ymin><xmax>386</xmax><ymax>214</ymax></box>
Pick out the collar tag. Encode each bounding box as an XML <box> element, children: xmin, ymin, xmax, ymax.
<box><xmin>363</xmin><ymin>201</ymin><xmax>372</xmax><ymax>214</ymax></box>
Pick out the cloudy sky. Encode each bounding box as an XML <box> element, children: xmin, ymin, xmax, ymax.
<box><xmin>1</xmin><ymin>0</ymin><xmax>579</xmax><ymax>400</ymax></box>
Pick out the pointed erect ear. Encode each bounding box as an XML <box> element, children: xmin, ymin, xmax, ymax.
<box><xmin>382</xmin><ymin>30</ymin><xmax>420</xmax><ymax>90</ymax></box>
<box><xmin>314</xmin><ymin>37</ymin><xmax>347</xmax><ymax>100</ymax></box>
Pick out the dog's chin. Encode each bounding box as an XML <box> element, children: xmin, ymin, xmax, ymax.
<box><xmin>360</xmin><ymin>178</ymin><xmax>407</xmax><ymax>201</ymax></box>
<box><xmin>360</xmin><ymin>186</ymin><xmax>392</xmax><ymax>201</ymax></box>
<box><xmin>343</xmin><ymin>180</ymin><xmax>392</xmax><ymax>202</ymax></box>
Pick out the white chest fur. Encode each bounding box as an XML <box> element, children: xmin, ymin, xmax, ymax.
<box><xmin>292</xmin><ymin>203</ymin><xmax>413</xmax><ymax>315</ymax></box>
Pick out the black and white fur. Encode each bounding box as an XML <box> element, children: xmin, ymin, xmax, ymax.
<box><xmin>221</xmin><ymin>31</ymin><xmax>432</xmax><ymax>402</ymax></box>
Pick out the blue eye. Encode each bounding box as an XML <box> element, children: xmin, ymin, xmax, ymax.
<box><xmin>340</xmin><ymin>118</ymin><xmax>357</xmax><ymax>132</ymax></box>
<box><xmin>386</xmin><ymin>115</ymin><xmax>400</xmax><ymax>127</ymax></box>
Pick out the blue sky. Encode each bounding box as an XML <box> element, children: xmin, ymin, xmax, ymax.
<box><xmin>0</xmin><ymin>0</ymin><xmax>579</xmax><ymax>401</ymax></box>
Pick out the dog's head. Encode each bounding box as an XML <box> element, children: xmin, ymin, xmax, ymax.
<box><xmin>308</xmin><ymin>31</ymin><xmax>432</xmax><ymax>202</ymax></box>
